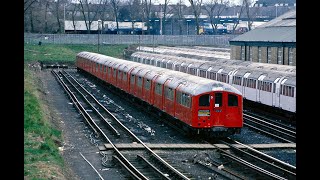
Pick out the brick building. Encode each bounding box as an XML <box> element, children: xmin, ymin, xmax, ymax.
<box><xmin>229</xmin><ymin>9</ymin><xmax>296</xmax><ymax>66</ymax></box>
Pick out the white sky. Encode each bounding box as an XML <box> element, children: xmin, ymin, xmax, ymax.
<box><xmin>153</xmin><ymin>0</ymin><xmax>243</xmax><ymax>6</ymax></box>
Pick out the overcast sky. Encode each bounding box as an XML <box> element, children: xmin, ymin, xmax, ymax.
<box><xmin>153</xmin><ymin>0</ymin><xmax>243</xmax><ymax>6</ymax></box>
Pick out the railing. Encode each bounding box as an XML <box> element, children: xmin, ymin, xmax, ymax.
<box><xmin>24</xmin><ymin>33</ymin><xmax>238</xmax><ymax>46</ymax></box>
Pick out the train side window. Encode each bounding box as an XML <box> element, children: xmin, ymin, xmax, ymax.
<box><xmin>228</xmin><ymin>94</ymin><xmax>238</xmax><ymax>106</ymax></box>
<box><xmin>113</xmin><ymin>69</ymin><xmax>117</xmax><ymax>78</ymax></box>
<box><xmin>215</xmin><ymin>93</ymin><xmax>222</xmax><ymax>107</ymax></box>
<box><xmin>155</xmin><ymin>83</ymin><xmax>162</xmax><ymax>95</ymax></box>
<box><xmin>185</xmin><ymin>94</ymin><xmax>191</xmax><ymax>108</ymax></box>
<box><xmin>165</xmin><ymin>86</ymin><xmax>174</xmax><ymax>100</ymax></box>
<box><xmin>157</xmin><ymin>61</ymin><xmax>161</xmax><ymax>67</ymax></box>
<box><xmin>175</xmin><ymin>65</ymin><xmax>180</xmax><ymax>71</ymax></box>
<box><xmin>123</xmin><ymin>72</ymin><xmax>127</xmax><ymax>81</ymax></box>
<box><xmin>108</xmin><ymin>67</ymin><xmax>111</xmax><ymax>75</ymax></box>
<box><xmin>118</xmin><ymin>70</ymin><xmax>122</xmax><ymax>80</ymax></box>
<box><xmin>233</xmin><ymin>76</ymin><xmax>241</xmax><ymax>85</ymax></box>
<box><xmin>199</xmin><ymin>94</ymin><xmax>210</xmax><ymax>107</ymax></box>
<box><xmin>199</xmin><ymin>70</ymin><xmax>206</xmax><ymax>78</ymax></box>
<box><xmin>176</xmin><ymin>91</ymin><xmax>182</xmax><ymax>104</ymax></box>
<box><xmin>144</xmin><ymin>79</ymin><xmax>151</xmax><ymax>90</ymax></box>
<box><xmin>209</xmin><ymin>72</ymin><xmax>216</xmax><ymax>80</ymax></box>
<box><xmin>167</xmin><ymin>63</ymin><xmax>172</xmax><ymax>69</ymax></box>
<box><xmin>130</xmin><ymin>75</ymin><xmax>135</xmax><ymax>84</ymax></box>
<box><xmin>104</xmin><ymin>66</ymin><xmax>106</xmax><ymax>72</ymax></box>
<box><xmin>137</xmin><ymin>76</ymin><xmax>142</xmax><ymax>87</ymax></box>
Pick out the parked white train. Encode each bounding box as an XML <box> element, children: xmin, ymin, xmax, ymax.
<box><xmin>130</xmin><ymin>51</ymin><xmax>296</xmax><ymax>120</ymax></box>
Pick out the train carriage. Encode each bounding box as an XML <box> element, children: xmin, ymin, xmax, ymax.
<box><xmin>129</xmin><ymin>51</ymin><xmax>296</xmax><ymax>119</ymax></box>
<box><xmin>76</xmin><ymin>51</ymin><xmax>243</xmax><ymax>136</ymax></box>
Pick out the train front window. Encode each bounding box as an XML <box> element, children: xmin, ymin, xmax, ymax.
<box><xmin>199</xmin><ymin>94</ymin><xmax>210</xmax><ymax>107</ymax></box>
<box><xmin>215</xmin><ymin>93</ymin><xmax>222</xmax><ymax>107</ymax></box>
<box><xmin>228</xmin><ymin>94</ymin><xmax>238</xmax><ymax>106</ymax></box>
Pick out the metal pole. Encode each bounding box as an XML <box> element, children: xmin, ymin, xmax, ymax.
<box><xmin>160</xmin><ymin>4</ymin><xmax>162</xmax><ymax>35</ymax></box>
<box><xmin>63</xmin><ymin>4</ymin><xmax>66</xmax><ymax>33</ymax></box>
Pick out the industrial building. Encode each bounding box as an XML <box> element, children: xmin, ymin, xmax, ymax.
<box><xmin>229</xmin><ymin>9</ymin><xmax>296</xmax><ymax>66</ymax></box>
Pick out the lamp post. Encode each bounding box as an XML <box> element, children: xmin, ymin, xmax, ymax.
<box><xmin>275</xmin><ymin>3</ymin><xmax>279</xmax><ymax>17</ymax></box>
<box><xmin>97</xmin><ymin>19</ymin><xmax>102</xmax><ymax>53</ymax></box>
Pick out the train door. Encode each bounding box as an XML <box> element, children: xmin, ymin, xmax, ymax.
<box><xmin>257</xmin><ymin>75</ymin><xmax>266</xmax><ymax>103</ymax></box>
<box><xmin>272</xmin><ymin>77</ymin><xmax>282</xmax><ymax>108</ymax></box>
<box><xmin>211</xmin><ymin>92</ymin><xmax>224</xmax><ymax>126</ymax></box>
<box><xmin>242</xmin><ymin>73</ymin><xmax>251</xmax><ymax>98</ymax></box>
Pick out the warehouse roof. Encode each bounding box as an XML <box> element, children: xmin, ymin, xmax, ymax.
<box><xmin>230</xmin><ymin>9</ymin><xmax>296</xmax><ymax>43</ymax></box>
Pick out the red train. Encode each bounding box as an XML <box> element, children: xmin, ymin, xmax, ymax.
<box><xmin>75</xmin><ymin>51</ymin><xmax>243</xmax><ymax>137</ymax></box>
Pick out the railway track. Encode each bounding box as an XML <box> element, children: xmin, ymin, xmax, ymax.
<box><xmin>243</xmin><ymin>112</ymin><xmax>296</xmax><ymax>143</ymax></box>
<box><xmin>52</xmin><ymin>69</ymin><xmax>192</xmax><ymax>180</ymax></box>
<box><xmin>53</xmin><ymin>68</ymin><xmax>295</xmax><ymax>179</ymax></box>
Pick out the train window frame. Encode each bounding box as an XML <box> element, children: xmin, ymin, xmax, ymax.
<box><xmin>164</xmin><ymin>86</ymin><xmax>174</xmax><ymax>101</ymax></box>
<box><xmin>156</xmin><ymin>61</ymin><xmax>161</xmax><ymax>67</ymax></box>
<box><xmin>233</xmin><ymin>76</ymin><xmax>242</xmax><ymax>85</ymax></box>
<box><xmin>167</xmin><ymin>62</ymin><xmax>173</xmax><ymax>69</ymax></box>
<box><xmin>199</xmin><ymin>70</ymin><xmax>206</xmax><ymax>78</ymax></box>
<box><xmin>104</xmin><ymin>66</ymin><xmax>107</xmax><ymax>73</ymax></box>
<box><xmin>199</xmin><ymin>94</ymin><xmax>210</xmax><ymax>107</ymax></box>
<box><xmin>137</xmin><ymin>76</ymin><xmax>142</xmax><ymax>87</ymax></box>
<box><xmin>144</xmin><ymin>79</ymin><xmax>151</xmax><ymax>90</ymax></box>
<box><xmin>228</xmin><ymin>94</ymin><xmax>238</xmax><ymax>107</ymax></box>
<box><xmin>155</xmin><ymin>83</ymin><xmax>163</xmax><ymax>95</ymax></box>
<box><xmin>118</xmin><ymin>70</ymin><xmax>122</xmax><ymax>80</ymax></box>
<box><xmin>113</xmin><ymin>69</ymin><xmax>117</xmax><ymax>78</ymax></box>
<box><xmin>189</xmin><ymin>68</ymin><xmax>196</xmax><ymax>75</ymax></box>
<box><xmin>208</xmin><ymin>72</ymin><xmax>216</xmax><ymax>80</ymax></box>
<box><xmin>108</xmin><ymin>67</ymin><xmax>111</xmax><ymax>76</ymax></box>
<box><xmin>215</xmin><ymin>93</ymin><xmax>223</xmax><ymax>107</ymax></box>
<box><xmin>175</xmin><ymin>65</ymin><xmax>180</xmax><ymax>71</ymax></box>
<box><xmin>123</xmin><ymin>72</ymin><xmax>127</xmax><ymax>81</ymax></box>
<box><xmin>130</xmin><ymin>75</ymin><xmax>135</xmax><ymax>84</ymax></box>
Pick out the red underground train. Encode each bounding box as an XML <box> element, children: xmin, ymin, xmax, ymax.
<box><xmin>75</xmin><ymin>51</ymin><xmax>243</xmax><ymax>137</ymax></box>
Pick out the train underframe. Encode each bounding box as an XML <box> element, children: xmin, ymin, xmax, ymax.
<box><xmin>243</xmin><ymin>99</ymin><xmax>296</xmax><ymax>125</ymax></box>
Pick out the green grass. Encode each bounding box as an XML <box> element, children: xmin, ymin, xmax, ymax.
<box><xmin>24</xmin><ymin>68</ymin><xmax>65</xmax><ymax>179</ymax></box>
<box><xmin>24</xmin><ymin>43</ymin><xmax>129</xmax><ymax>62</ymax></box>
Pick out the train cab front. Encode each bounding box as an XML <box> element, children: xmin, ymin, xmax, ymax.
<box><xmin>194</xmin><ymin>91</ymin><xmax>243</xmax><ymax>137</ymax></box>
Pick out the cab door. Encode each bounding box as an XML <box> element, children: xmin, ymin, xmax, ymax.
<box><xmin>211</xmin><ymin>92</ymin><xmax>224</xmax><ymax>126</ymax></box>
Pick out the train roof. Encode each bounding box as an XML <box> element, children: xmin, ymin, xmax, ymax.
<box><xmin>131</xmin><ymin>51</ymin><xmax>296</xmax><ymax>75</ymax></box>
<box><xmin>77</xmin><ymin>51</ymin><xmax>242</xmax><ymax>96</ymax></box>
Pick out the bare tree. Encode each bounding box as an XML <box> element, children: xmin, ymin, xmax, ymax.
<box><xmin>69</xmin><ymin>1</ymin><xmax>81</xmax><ymax>33</ymax></box>
<box><xmin>24</xmin><ymin>0</ymin><xmax>38</xmax><ymax>14</ymax></box>
<box><xmin>78</xmin><ymin>0</ymin><xmax>101</xmax><ymax>34</ymax></box>
<box><xmin>243</xmin><ymin>0</ymin><xmax>259</xmax><ymax>31</ymax></box>
<box><xmin>159</xmin><ymin>0</ymin><xmax>172</xmax><ymax>35</ymax></box>
<box><xmin>125</xmin><ymin>0</ymin><xmax>142</xmax><ymax>34</ymax></box>
<box><xmin>188</xmin><ymin>0</ymin><xmax>203</xmax><ymax>35</ymax></box>
<box><xmin>202</xmin><ymin>0</ymin><xmax>229</xmax><ymax>34</ymax></box>
<box><xmin>142</xmin><ymin>0</ymin><xmax>152</xmax><ymax>34</ymax></box>
<box><xmin>232</xmin><ymin>5</ymin><xmax>245</xmax><ymax>34</ymax></box>
<box><xmin>110</xmin><ymin>0</ymin><xmax>121</xmax><ymax>34</ymax></box>
<box><xmin>172</xmin><ymin>0</ymin><xmax>186</xmax><ymax>35</ymax></box>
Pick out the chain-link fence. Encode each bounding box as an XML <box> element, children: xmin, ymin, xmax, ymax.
<box><xmin>24</xmin><ymin>33</ymin><xmax>238</xmax><ymax>46</ymax></box>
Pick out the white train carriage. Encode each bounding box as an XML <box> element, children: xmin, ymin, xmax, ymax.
<box><xmin>129</xmin><ymin>51</ymin><xmax>296</xmax><ymax>115</ymax></box>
